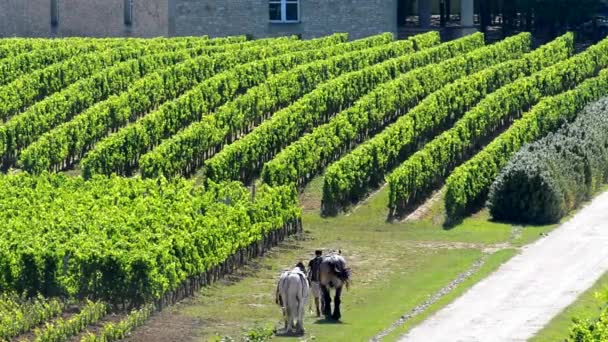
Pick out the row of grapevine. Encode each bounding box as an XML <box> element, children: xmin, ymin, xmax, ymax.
<box><xmin>0</xmin><ymin>37</ymin><xmax>169</xmax><ymax>60</ymax></box>
<box><xmin>0</xmin><ymin>174</ymin><xmax>300</xmax><ymax>305</ymax></box>
<box><xmin>0</xmin><ymin>294</ymin><xmax>64</xmax><ymax>340</ymax></box>
<box><xmin>33</xmin><ymin>301</ymin><xmax>106</xmax><ymax>342</ymax></box>
<box><xmin>2</xmin><ymin>32</ymin><xmax>303</xmax><ymax>167</ymax></box>
<box><xmin>320</xmin><ymin>33</ymin><xmax>574</xmax><ymax>213</ymax></box>
<box><xmin>204</xmin><ymin>33</ymin><xmax>486</xmax><ymax>184</ymax></box>
<box><xmin>0</xmin><ymin>35</ymin><xmax>253</xmax><ymax>61</ymax></box>
<box><xmin>0</xmin><ymin>42</ymin><xmax>119</xmax><ymax>87</ymax></box>
<box><xmin>81</xmin><ymin>305</ymin><xmax>154</xmax><ymax>342</ymax></box>
<box><xmin>78</xmin><ymin>33</ymin><xmax>390</xmax><ymax>178</ymax></box>
<box><xmin>0</xmin><ymin>35</ymin><xmax>245</xmax><ymax>87</ymax></box>
<box><xmin>137</xmin><ymin>32</ymin><xmax>440</xmax><ymax>179</ymax></box>
<box><xmin>0</xmin><ymin>35</ymin><xmax>297</xmax><ymax>122</ymax></box>
<box><xmin>261</xmin><ymin>33</ymin><xmax>533</xmax><ymax>193</ymax></box>
<box><xmin>19</xmin><ymin>34</ymin><xmax>347</xmax><ymax>174</ymax></box>
<box><xmin>0</xmin><ymin>47</ymin><xmax>219</xmax><ymax>168</ymax></box>
<box><xmin>445</xmin><ymin>69</ymin><xmax>608</xmax><ymax>222</ymax></box>
<box><xmin>387</xmin><ymin>35</ymin><xmax>608</xmax><ymax>218</ymax></box>
<box><xmin>0</xmin><ymin>48</ymin><xmax>145</xmax><ymax>121</ymax></box>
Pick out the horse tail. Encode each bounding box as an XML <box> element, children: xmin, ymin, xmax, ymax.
<box><xmin>334</xmin><ymin>265</ymin><xmax>352</xmax><ymax>290</ymax></box>
<box><xmin>275</xmin><ymin>278</ymin><xmax>281</xmax><ymax>306</ymax></box>
<box><xmin>277</xmin><ymin>272</ymin><xmax>288</xmax><ymax>306</ymax></box>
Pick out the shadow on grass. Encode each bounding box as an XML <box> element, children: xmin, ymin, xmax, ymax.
<box><xmin>313</xmin><ymin>318</ymin><xmax>347</xmax><ymax>325</ymax></box>
<box><xmin>274</xmin><ymin>329</ymin><xmax>306</xmax><ymax>337</ymax></box>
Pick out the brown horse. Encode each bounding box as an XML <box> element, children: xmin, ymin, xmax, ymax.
<box><xmin>319</xmin><ymin>252</ymin><xmax>351</xmax><ymax>320</ymax></box>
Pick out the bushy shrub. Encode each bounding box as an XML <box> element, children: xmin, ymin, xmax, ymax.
<box><xmin>568</xmin><ymin>290</ymin><xmax>608</xmax><ymax>341</ymax></box>
<box><xmin>488</xmin><ymin>97</ymin><xmax>608</xmax><ymax>224</ymax></box>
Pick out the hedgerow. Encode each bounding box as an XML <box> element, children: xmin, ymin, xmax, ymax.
<box><xmin>487</xmin><ymin>93</ymin><xmax>608</xmax><ymax>224</ymax></box>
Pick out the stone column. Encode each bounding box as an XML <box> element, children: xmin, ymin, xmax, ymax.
<box><xmin>418</xmin><ymin>0</ymin><xmax>432</xmax><ymax>29</ymax></box>
<box><xmin>459</xmin><ymin>0</ymin><xmax>476</xmax><ymax>36</ymax></box>
<box><xmin>460</xmin><ymin>0</ymin><xmax>474</xmax><ymax>27</ymax></box>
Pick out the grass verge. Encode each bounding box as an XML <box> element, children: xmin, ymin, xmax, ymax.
<box><xmin>383</xmin><ymin>248</ymin><xmax>517</xmax><ymax>341</ymax></box>
<box><xmin>530</xmin><ymin>272</ymin><xmax>608</xmax><ymax>342</ymax></box>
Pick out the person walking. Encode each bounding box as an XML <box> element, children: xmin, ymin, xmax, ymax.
<box><xmin>307</xmin><ymin>250</ymin><xmax>323</xmax><ymax>317</ymax></box>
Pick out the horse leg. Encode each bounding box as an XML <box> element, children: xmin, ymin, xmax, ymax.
<box><xmin>282</xmin><ymin>306</ymin><xmax>288</xmax><ymax>331</ymax></box>
<box><xmin>297</xmin><ymin>297</ymin><xmax>305</xmax><ymax>334</ymax></box>
<box><xmin>321</xmin><ymin>285</ymin><xmax>332</xmax><ymax>319</ymax></box>
<box><xmin>332</xmin><ymin>286</ymin><xmax>342</xmax><ymax>321</ymax></box>
<box><xmin>281</xmin><ymin>299</ymin><xmax>289</xmax><ymax>332</ymax></box>
<box><xmin>288</xmin><ymin>298</ymin><xmax>299</xmax><ymax>334</ymax></box>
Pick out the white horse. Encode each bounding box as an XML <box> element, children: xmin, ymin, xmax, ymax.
<box><xmin>275</xmin><ymin>262</ymin><xmax>310</xmax><ymax>335</ymax></box>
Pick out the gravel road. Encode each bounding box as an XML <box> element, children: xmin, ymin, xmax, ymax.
<box><xmin>399</xmin><ymin>191</ymin><xmax>608</xmax><ymax>342</ymax></box>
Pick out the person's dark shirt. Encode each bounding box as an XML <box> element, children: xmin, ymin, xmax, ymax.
<box><xmin>308</xmin><ymin>256</ymin><xmax>323</xmax><ymax>282</ymax></box>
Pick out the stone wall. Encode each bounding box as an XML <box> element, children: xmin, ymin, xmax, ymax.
<box><xmin>0</xmin><ymin>0</ymin><xmax>168</xmax><ymax>37</ymax></box>
<box><xmin>0</xmin><ymin>0</ymin><xmax>397</xmax><ymax>39</ymax></box>
<box><xmin>172</xmin><ymin>0</ymin><xmax>398</xmax><ymax>39</ymax></box>
<box><xmin>0</xmin><ymin>0</ymin><xmax>50</xmax><ymax>37</ymax></box>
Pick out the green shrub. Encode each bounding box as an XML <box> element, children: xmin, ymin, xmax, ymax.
<box><xmin>568</xmin><ymin>290</ymin><xmax>608</xmax><ymax>341</ymax></box>
<box><xmin>488</xmin><ymin>97</ymin><xmax>608</xmax><ymax>224</ymax></box>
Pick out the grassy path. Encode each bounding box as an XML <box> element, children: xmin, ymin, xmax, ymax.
<box><xmin>126</xmin><ymin>177</ymin><xmax>555</xmax><ymax>341</ymax></box>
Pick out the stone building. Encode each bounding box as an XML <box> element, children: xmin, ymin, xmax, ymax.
<box><xmin>0</xmin><ymin>0</ymin><xmax>475</xmax><ymax>39</ymax></box>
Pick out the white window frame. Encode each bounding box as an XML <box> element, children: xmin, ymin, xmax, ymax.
<box><xmin>269</xmin><ymin>0</ymin><xmax>300</xmax><ymax>23</ymax></box>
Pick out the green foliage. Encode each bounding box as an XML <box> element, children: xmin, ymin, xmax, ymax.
<box><xmin>260</xmin><ymin>33</ymin><xmax>532</xmax><ymax>196</ymax></box>
<box><xmin>446</xmin><ymin>70</ymin><xmax>608</xmax><ymax>223</ymax></box>
<box><xmin>138</xmin><ymin>32</ymin><xmax>439</xmax><ymax>179</ymax></box>
<box><xmin>34</xmin><ymin>300</ymin><xmax>106</xmax><ymax>342</ymax></box>
<box><xmin>387</xmin><ymin>33</ymin><xmax>608</xmax><ymax>218</ymax></box>
<box><xmin>0</xmin><ymin>293</ymin><xmax>64</xmax><ymax>340</ymax></box>
<box><xmin>0</xmin><ymin>36</ymin><xmax>245</xmax><ymax>87</ymax></box>
<box><xmin>0</xmin><ymin>43</ymin><xmax>217</xmax><ymax>169</ymax></box>
<box><xmin>321</xmin><ymin>33</ymin><xmax>573</xmax><ymax>214</ymax></box>
<box><xmin>0</xmin><ymin>36</ymin><xmax>256</xmax><ymax>123</ymax></box>
<box><xmin>81</xmin><ymin>304</ymin><xmax>154</xmax><ymax>342</ymax></box>
<box><xmin>204</xmin><ymin>33</ymin><xmax>485</xmax><ymax>184</ymax></box>
<box><xmin>568</xmin><ymin>290</ymin><xmax>608</xmax><ymax>341</ymax></box>
<box><xmin>487</xmin><ymin>94</ymin><xmax>608</xmax><ymax>224</ymax></box>
<box><xmin>19</xmin><ymin>34</ymin><xmax>345</xmax><ymax>175</ymax></box>
<box><xmin>243</xmin><ymin>324</ymin><xmax>275</xmax><ymax>342</ymax></box>
<box><xmin>0</xmin><ymin>173</ymin><xmax>300</xmax><ymax>304</ymax></box>
<box><xmin>76</xmin><ymin>34</ymin><xmax>349</xmax><ymax>178</ymax></box>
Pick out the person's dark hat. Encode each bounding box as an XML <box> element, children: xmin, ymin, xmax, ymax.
<box><xmin>315</xmin><ymin>250</ymin><xmax>322</xmax><ymax>255</ymax></box>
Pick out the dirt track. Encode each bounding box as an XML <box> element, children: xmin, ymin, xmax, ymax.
<box><xmin>399</xmin><ymin>191</ymin><xmax>608</xmax><ymax>342</ymax></box>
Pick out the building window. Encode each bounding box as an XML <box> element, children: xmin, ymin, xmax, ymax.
<box><xmin>269</xmin><ymin>0</ymin><xmax>299</xmax><ymax>23</ymax></box>
<box><xmin>51</xmin><ymin>0</ymin><xmax>59</xmax><ymax>27</ymax></box>
<box><xmin>124</xmin><ymin>0</ymin><xmax>133</xmax><ymax>26</ymax></box>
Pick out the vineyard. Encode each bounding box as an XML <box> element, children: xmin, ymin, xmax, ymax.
<box><xmin>1</xmin><ymin>30</ymin><xmax>608</xmax><ymax>341</ymax></box>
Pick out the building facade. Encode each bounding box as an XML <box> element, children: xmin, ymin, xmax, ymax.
<box><xmin>171</xmin><ymin>0</ymin><xmax>397</xmax><ymax>39</ymax></box>
<box><xmin>0</xmin><ymin>0</ymin><xmax>474</xmax><ymax>39</ymax></box>
<box><xmin>0</xmin><ymin>0</ymin><xmax>169</xmax><ymax>37</ymax></box>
